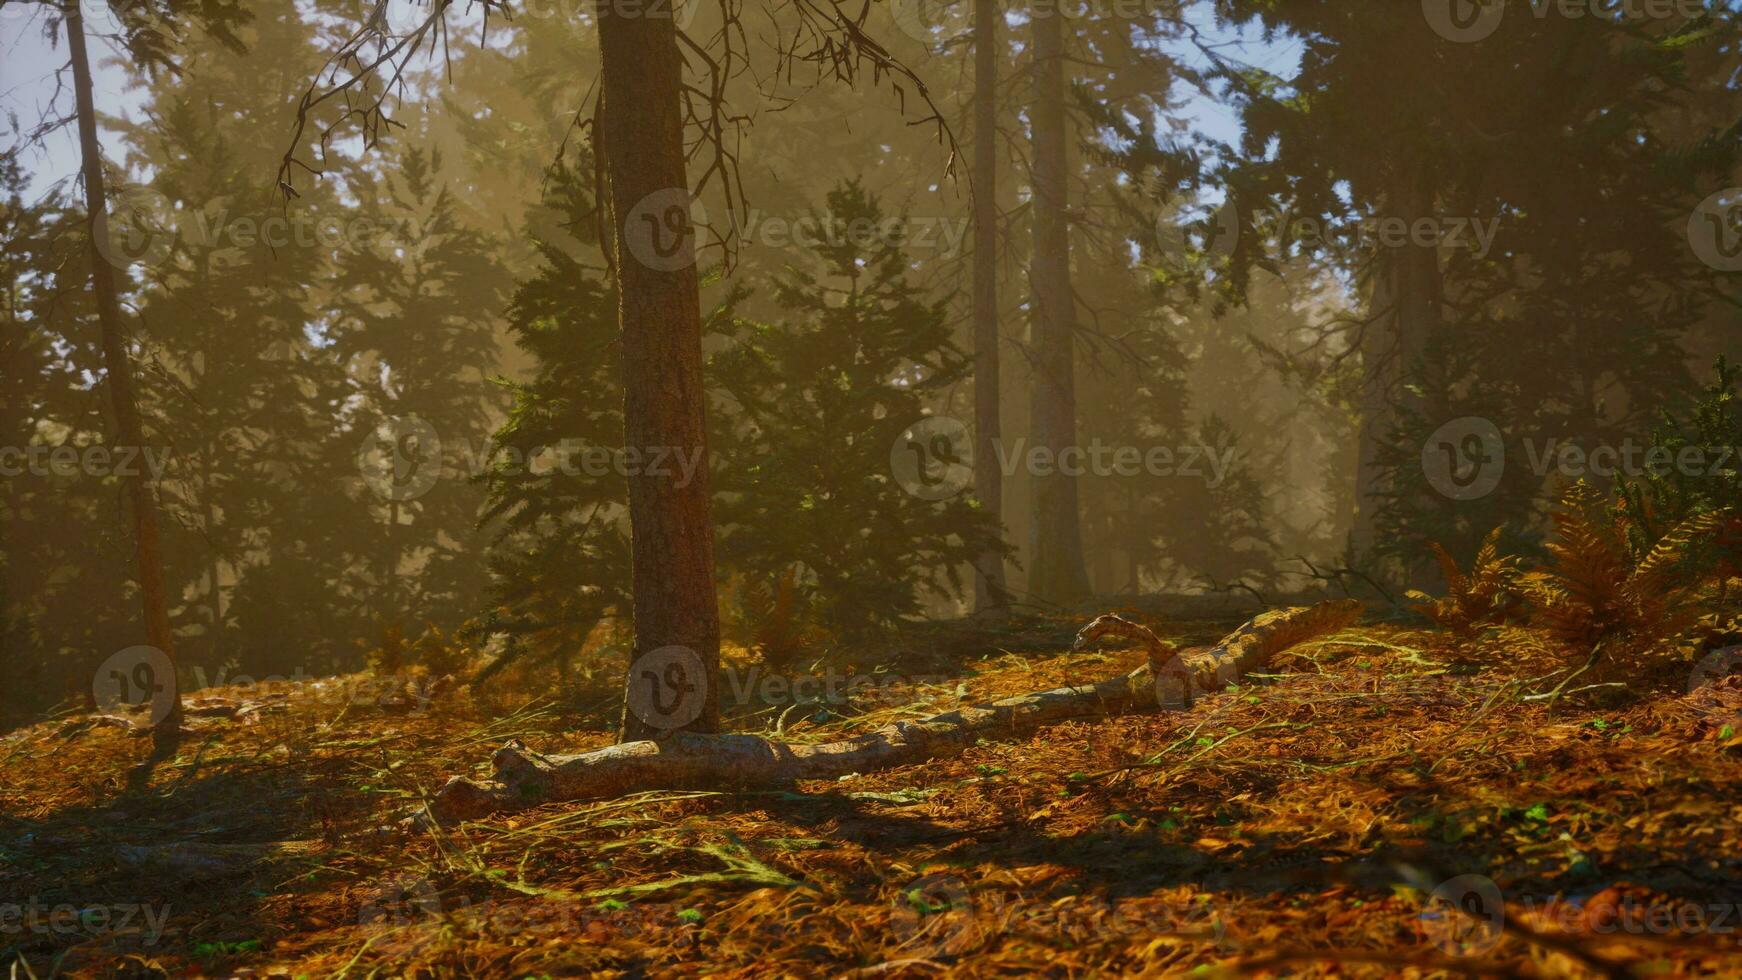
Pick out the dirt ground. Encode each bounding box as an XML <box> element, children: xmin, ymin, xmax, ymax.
<box><xmin>3</xmin><ymin>611</ymin><xmax>1739</xmax><ymax>977</ymax></box>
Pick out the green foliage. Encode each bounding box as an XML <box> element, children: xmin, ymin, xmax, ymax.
<box><xmin>60</xmin><ymin>0</ymin><xmax>251</xmax><ymax>76</ymax></box>
<box><xmin>9</xmin><ymin>0</ymin><xmax>1740</xmax><ymax>731</ymax></box>
<box><xmin>121</xmin><ymin>67</ymin><xmax>355</xmax><ymax>679</ymax></box>
<box><xmin>332</xmin><ymin>144</ymin><xmax>509</xmax><ymax>634</ymax></box>
<box><xmin>1110</xmin><ymin>1</ymin><xmax>1742</xmax><ymax>587</ymax></box>
<box><xmin>473</xmin><ymin>157</ymin><xmax>631</xmax><ymax>679</ymax></box>
<box><xmin>1621</xmin><ymin>357</ymin><xmax>1742</xmax><ymax>568</ymax></box>
<box><xmin>0</xmin><ymin>150</ymin><xmax>140</xmax><ymax>728</ymax></box>
<box><xmin>1181</xmin><ymin>414</ymin><xmax>1278</xmax><ymax>589</ymax></box>
<box><xmin>712</xmin><ymin>179</ymin><xmax>1005</xmax><ymax>648</ymax></box>
<box><xmin>480</xmin><ymin>177</ymin><xmax>1004</xmax><ymax>673</ymax></box>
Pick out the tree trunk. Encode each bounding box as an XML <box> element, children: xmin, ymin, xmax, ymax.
<box><xmin>1350</xmin><ymin>168</ymin><xmax>1441</xmax><ymax>585</ymax></box>
<box><xmin>387</xmin><ymin>498</ymin><xmax>401</xmax><ymax>621</ymax></box>
<box><xmin>66</xmin><ymin>4</ymin><xmax>182</xmax><ymax>734</ymax></box>
<box><xmin>1349</xmin><ymin>273</ymin><xmax>1394</xmax><ymax>561</ymax></box>
<box><xmin>1026</xmin><ymin>6</ymin><xmax>1090</xmax><ymax>606</ymax></box>
<box><xmin>971</xmin><ymin>0</ymin><xmax>1008</xmax><ymax>616</ymax></box>
<box><xmin>423</xmin><ymin>601</ymin><xmax>1361</xmax><ymax>824</ymax></box>
<box><xmin>596</xmin><ymin>0</ymin><xmax>722</xmax><ymax>739</ymax></box>
<box><xmin>208</xmin><ymin>550</ymin><xmax>224</xmax><ymax>659</ymax></box>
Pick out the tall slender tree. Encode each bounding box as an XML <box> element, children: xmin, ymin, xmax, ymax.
<box><xmin>970</xmin><ymin>0</ymin><xmax>1007</xmax><ymax>614</ymax></box>
<box><xmin>596</xmin><ymin>0</ymin><xmax>723</xmax><ymax>739</ymax></box>
<box><xmin>64</xmin><ymin>3</ymin><xmax>180</xmax><ymax>734</ymax></box>
<box><xmin>1026</xmin><ymin>4</ymin><xmax>1091</xmax><ymax>604</ymax></box>
<box><xmin>53</xmin><ymin>0</ymin><xmax>249</xmax><ymax>732</ymax></box>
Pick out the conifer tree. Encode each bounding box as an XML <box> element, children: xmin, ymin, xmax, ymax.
<box><xmin>475</xmin><ymin>159</ymin><xmax>633</xmax><ymax>677</ymax></box>
<box><xmin>714</xmin><ymin>180</ymin><xmax>1003</xmax><ymax>643</ymax></box>
<box><xmin>328</xmin><ymin>146</ymin><xmax>508</xmax><ymax>636</ymax></box>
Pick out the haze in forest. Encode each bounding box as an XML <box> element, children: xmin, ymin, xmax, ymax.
<box><xmin>3</xmin><ymin>0</ymin><xmax>1739</xmax><ymax>735</ymax></box>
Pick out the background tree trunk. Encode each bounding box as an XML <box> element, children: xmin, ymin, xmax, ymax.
<box><xmin>596</xmin><ymin>0</ymin><xmax>722</xmax><ymax>739</ymax></box>
<box><xmin>1350</xmin><ymin>168</ymin><xmax>1441</xmax><ymax>585</ymax></box>
<box><xmin>1026</xmin><ymin>6</ymin><xmax>1090</xmax><ymax>606</ymax></box>
<box><xmin>66</xmin><ymin>4</ymin><xmax>182</xmax><ymax>733</ymax></box>
<box><xmin>971</xmin><ymin>0</ymin><xmax>1008</xmax><ymax>616</ymax></box>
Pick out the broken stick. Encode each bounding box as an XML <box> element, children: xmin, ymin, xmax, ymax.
<box><xmin>423</xmin><ymin>600</ymin><xmax>1361</xmax><ymax>824</ymax></box>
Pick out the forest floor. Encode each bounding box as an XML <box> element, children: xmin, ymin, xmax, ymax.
<box><xmin>3</xmin><ymin>607</ymin><xmax>1740</xmax><ymax>978</ymax></box>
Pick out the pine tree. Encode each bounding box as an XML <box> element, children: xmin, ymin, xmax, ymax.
<box><xmin>0</xmin><ymin>153</ymin><xmax>136</xmax><ymax>726</ymax></box>
<box><xmin>714</xmin><ymin>179</ymin><xmax>1004</xmax><ymax>645</ymax></box>
<box><xmin>119</xmin><ymin>99</ymin><xmax>346</xmax><ymax>679</ymax></box>
<box><xmin>475</xmin><ymin>159</ymin><xmax>633</xmax><ymax>678</ymax></box>
<box><xmin>1109</xmin><ymin>1</ymin><xmax>1742</xmax><ymax>582</ymax></box>
<box><xmin>330</xmin><ymin>146</ymin><xmax>509</xmax><ymax>636</ymax></box>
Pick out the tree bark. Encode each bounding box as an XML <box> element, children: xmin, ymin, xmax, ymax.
<box><xmin>423</xmin><ymin>601</ymin><xmax>1361</xmax><ymax>824</ymax></box>
<box><xmin>1026</xmin><ymin>6</ymin><xmax>1090</xmax><ymax>606</ymax></box>
<box><xmin>66</xmin><ymin>3</ymin><xmax>182</xmax><ymax>734</ymax></box>
<box><xmin>1350</xmin><ymin>168</ymin><xmax>1441</xmax><ymax>585</ymax></box>
<box><xmin>596</xmin><ymin>0</ymin><xmax>722</xmax><ymax>739</ymax></box>
<box><xmin>971</xmin><ymin>0</ymin><xmax>1008</xmax><ymax>615</ymax></box>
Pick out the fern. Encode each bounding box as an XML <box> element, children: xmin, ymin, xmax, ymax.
<box><xmin>1406</xmin><ymin>527</ymin><xmax>1523</xmax><ymax>637</ymax></box>
<box><xmin>729</xmin><ymin>566</ymin><xmax>821</xmax><ymax>671</ymax></box>
<box><xmin>1517</xmin><ymin>484</ymin><xmax>1722</xmax><ymax>671</ymax></box>
<box><xmin>1621</xmin><ymin>356</ymin><xmax>1742</xmax><ymax>573</ymax></box>
<box><xmin>409</xmin><ymin>625</ymin><xmax>469</xmax><ymax>679</ymax></box>
<box><xmin>367</xmin><ymin>624</ymin><xmax>408</xmax><ymax>675</ymax></box>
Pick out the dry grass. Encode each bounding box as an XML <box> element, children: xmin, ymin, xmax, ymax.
<box><xmin>2</xmin><ymin>612</ymin><xmax>1738</xmax><ymax>978</ymax></box>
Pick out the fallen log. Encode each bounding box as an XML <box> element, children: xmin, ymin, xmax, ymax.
<box><xmin>422</xmin><ymin>600</ymin><xmax>1361</xmax><ymax>825</ymax></box>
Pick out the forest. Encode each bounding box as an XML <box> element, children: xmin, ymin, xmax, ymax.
<box><xmin>2</xmin><ymin>0</ymin><xmax>1740</xmax><ymax>975</ymax></box>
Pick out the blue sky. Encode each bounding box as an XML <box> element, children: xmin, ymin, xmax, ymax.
<box><xmin>1165</xmin><ymin>2</ymin><xmax>1303</xmax><ymax>151</ymax></box>
<box><xmin>1</xmin><ymin>3</ymin><xmax>144</xmax><ymax>198</ymax></box>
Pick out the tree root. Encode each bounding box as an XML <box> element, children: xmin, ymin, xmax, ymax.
<box><xmin>420</xmin><ymin>600</ymin><xmax>1361</xmax><ymax>826</ymax></box>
